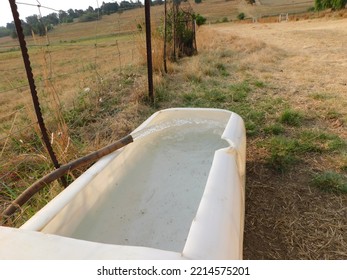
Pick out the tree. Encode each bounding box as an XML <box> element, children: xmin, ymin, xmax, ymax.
<box><xmin>6</xmin><ymin>22</ymin><xmax>15</xmax><ymax>31</ymax></box>
<box><xmin>79</xmin><ymin>12</ymin><xmax>100</xmax><ymax>22</ymax></box>
<box><xmin>74</xmin><ymin>9</ymin><xmax>85</xmax><ymax>17</ymax></box>
<box><xmin>5</xmin><ymin>21</ymin><xmax>31</xmax><ymax>38</ymax></box>
<box><xmin>26</xmin><ymin>15</ymin><xmax>46</xmax><ymax>36</ymax></box>
<box><xmin>0</xmin><ymin>27</ymin><xmax>11</xmax><ymax>38</ymax></box>
<box><xmin>59</xmin><ymin>10</ymin><xmax>70</xmax><ymax>23</ymax></box>
<box><xmin>67</xmin><ymin>9</ymin><xmax>78</xmax><ymax>19</ymax></box>
<box><xmin>87</xmin><ymin>6</ymin><xmax>94</xmax><ymax>13</ymax></box>
<box><xmin>101</xmin><ymin>2</ymin><xmax>119</xmax><ymax>14</ymax></box>
<box><xmin>120</xmin><ymin>1</ymin><xmax>132</xmax><ymax>10</ymax></box>
<box><xmin>42</xmin><ymin>13</ymin><xmax>59</xmax><ymax>26</ymax></box>
<box><xmin>237</xmin><ymin>12</ymin><xmax>245</xmax><ymax>20</ymax></box>
<box><xmin>193</xmin><ymin>14</ymin><xmax>206</xmax><ymax>25</ymax></box>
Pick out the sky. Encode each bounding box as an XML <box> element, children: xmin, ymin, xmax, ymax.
<box><xmin>1</xmin><ymin>0</ymin><xmax>101</xmax><ymax>27</ymax></box>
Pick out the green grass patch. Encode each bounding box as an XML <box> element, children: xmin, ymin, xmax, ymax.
<box><xmin>264</xmin><ymin>123</ymin><xmax>285</xmax><ymax>135</ymax></box>
<box><xmin>339</xmin><ymin>153</ymin><xmax>347</xmax><ymax>172</ymax></box>
<box><xmin>265</xmin><ymin>135</ymin><xmax>323</xmax><ymax>172</ymax></box>
<box><xmin>326</xmin><ymin>110</ymin><xmax>344</xmax><ymax>123</ymax></box>
<box><xmin>186</xmin><ymin>73</ymin><xmax>202</xmax><ymax>83</ymax></box>
<box><xmin>182</xmin><ymin>91</ymin><xmax>205</xmax><ymax>107</ymax></box>
<box><xmin>10</xmin><ymin>132</ymin><xmax>44</xmax><ymax>155</ymax></box>
<box><xmin>230</xmin><ymin>81</ymin><xmax>251</xmax><ymax>102</ymax></box>
<box><xmin>265</xmin><ymin>128</ymin><xmax>346</xmax><ymax>173</ymax></box>
<box><xmin>0</xmin><ymin>181</ymin><xmax>21</xmax><ymax>201</ymax></box>
<box><xmin>299</xmin><ymin>130</ymin><xmax>346</xmax><ymax>152</ymax></box>
<box><xmin>266</xmin><ymin>136</ymin><xmax>299</xmax><ymax>172</ymax></box>
<box><xmin>310</xmin><ymin>92</ymin><xmax>332</xmax><ymax>100</ymax></box>
<box><xmin>245</xmin><ymin>122</ymin><xmax>258</xmax><ymax>137</ymax></box>
<box><xmin>242</xmin><ymin>110</ymin><xmax>265</xmax><ymax>137</ymax></box>
<box><xmin>204</xmin><ymin>89</ymin><xmax>228</xmax><ymax>104</ymax></box>
<box><xmin>259</xmin><ymin>97</ymin><xmax>286</xmax><ymax>114</ymax></box>
<box><xmin>247</xmin><ymin>110</ymin><xmax>265</xmax><ymax>123</ymax></box>
<box><xmin>251</xmin><ymin>79</ymin><xmax>267</xmax><ymax>89</ymax></box>
<box><xmin>311</xmin><ymin>171</ymin><xmax>347</xmax><ymax>194</ymax></box>
<box><xmin>155</xmin><ymin>84</ymin><xmax>171</xmax><ymax>103</ymax></box>
<box><xmin>279</xmin><ymin>109</ymin><xmax>303</xmax><ymax>126</ymax></box>
<box><xmin>215</xmin><ymin>62</ymin><xmax>229</xmax><ymax>77</ymax></box>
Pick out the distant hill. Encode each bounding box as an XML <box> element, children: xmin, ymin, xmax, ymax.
<box><xmin>0</xmin><ymin>0</ymin><xmax>329</xmax><ymax>39</ymax></box>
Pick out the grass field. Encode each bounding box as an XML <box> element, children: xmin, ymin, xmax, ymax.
<box><xmin>0</xmin><ymin>1</ymin><xmax>346</xmax><ymax>259</ymax></box>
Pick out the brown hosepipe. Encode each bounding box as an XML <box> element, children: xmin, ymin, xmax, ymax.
<box><xmin>2</xmin><ymin>135</ymin><xmax>133</xmax><ymax>218</ymax></box>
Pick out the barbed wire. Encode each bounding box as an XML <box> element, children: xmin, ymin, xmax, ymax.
<box><xmin>0</xmin><ymin>115</ymin><xmax>67</xmax><ymax>138</ymax></box>
<box><xmin>0</xmin><ymin>120</ymin><xmax>39</xmax><ymax>143</ymax></box>
<box><xmin>0</xmin><ymin>44</ymin><xmax>20</xmax><ymax>48</ymax></box>
<box><xmin>0</xmin><ymin>109</ymin><xmax>71</xmax><ymax>145</ymax></box>
<box><xmin>0</xmin><ymin>40</ymin><xmax>136</xmax><ymax>48</ymax></box>
<box><xmin>0</xmin><ymin>47</ymin><xmax>137</xmax><ymax>94</ymax></box>
<box><xmin>16</xmin><ymin>1</ymin><xmax>60</xmax><ymax>13</ymax></box>
<box><xmin>0</xmin><ymin>151</ymin><xmax>52</xmax><ymax>183</ymax></box>
<box><xmin>0</xmin><ymin>67</ymin><xmax>24</xmax><ymax>71</ymax></box>
<box><xmin>0</xmin><ymin>84</ymin><xmax>29</xmax><ymax>94</ymax></box>
<box><xmin>94</xmin><ymin>0</ymin><xmax>101</xmax><ymax>78</ymax></box>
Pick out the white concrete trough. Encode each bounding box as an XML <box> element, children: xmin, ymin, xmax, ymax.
<box><xmin>0</xmin><ymin>108</ymin><xmax>246</xmax><ymax>259</ymax></box>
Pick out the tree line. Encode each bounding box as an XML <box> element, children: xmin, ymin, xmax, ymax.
<box><xmin>0</xmin><ymin>1</ymin><xmax>150</xmax><ymax>38</ymax></box>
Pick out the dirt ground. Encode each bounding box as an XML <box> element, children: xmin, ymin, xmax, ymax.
<box><xmin>213</xmin><ymin>18</ymin><xmax>347</xmax><ymax>259</ymax></box>
<box><xmin>217</xmin><ymin>18</ymin><xmax>347</xmax><ymax>93</ymax></box>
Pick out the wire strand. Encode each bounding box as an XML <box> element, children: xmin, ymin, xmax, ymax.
<box><xmin>16</xmin><ymin>1</ymin><xmax>60</xmax><ymax>13</ymax></box>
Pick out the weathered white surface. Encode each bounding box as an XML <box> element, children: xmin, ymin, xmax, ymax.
<box><xmin>6</xmin><ymin>108</ymin><xmax>246</xmax><ymax>259</ymax></box>
<box><xmin>183</xmin><ymin>149</ymin><xmax>243</xmax><ymax>259</ymax></box>
<box><xmin>0</xmin><ymin>226</ymin><xmax>184</xmax><ymax>260</ymax></box>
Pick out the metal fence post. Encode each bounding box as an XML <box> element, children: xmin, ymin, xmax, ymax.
<box><xmin>144</xmin><ymin>0</ymin><xmax>154</xmax><ymax>103</ymax></box>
